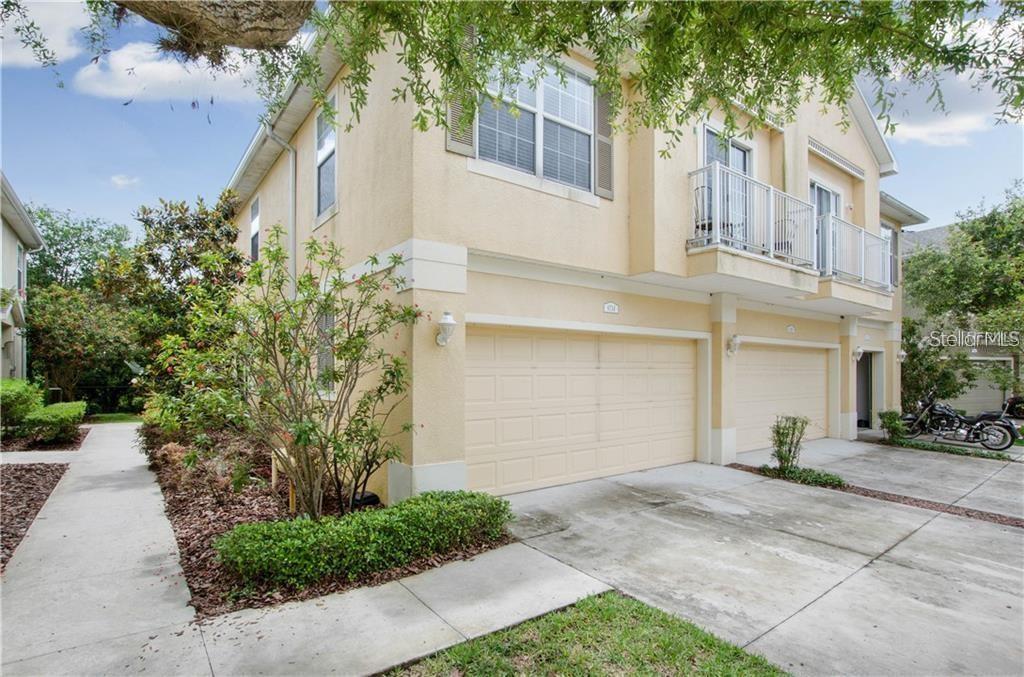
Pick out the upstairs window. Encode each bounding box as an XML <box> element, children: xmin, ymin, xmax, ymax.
<box><xmin>478</xmin><ymin>62</ymin><xmax>594</xmax><ymax>192</ymax></box>
<box><xmin>316</xmin><ymin>99</ymin><xmax>337</xmax><ymax>216</ymax></box>
<box><xmin>881</xmin><ymin>224</ymin><xmax>898</xmax><ymax>285</ymax></box>
<box><xmin>249</xmin><ymin>197</ymin><xmax>260</xmax><ymax>261</ymax></box>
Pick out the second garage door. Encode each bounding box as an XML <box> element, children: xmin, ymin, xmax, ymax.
<box><xmin>465</xmin><ymin>326</ymin><xmax>697</xmax><ymax>495</ymax></box>
<box><xmin>736</xmin><ymin>345</ymin><xmax>829</xmax><ymax>452</ymax></box>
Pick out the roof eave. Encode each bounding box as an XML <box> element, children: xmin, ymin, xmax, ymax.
<box><xmin>849</xmin><ymin>83</ymin><xmax>898</xmax><ymax>178</ymax></box>
<box><xmin>1</xmin><ymin>173</ymin><xmax>44</xmax><ymax>251</ymax></box>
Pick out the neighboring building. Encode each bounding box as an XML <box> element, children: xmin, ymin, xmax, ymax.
<box><xmin>227</xmin><ymin>47</ymin><xmax>924</xmax><ymax>501</ymax></box>
<box><xmin>1</xmin><ymin>173</ymin><xmax>44</xmax><ymax>380</ymax></box>
<box><xmin>901</xmin><ymin>223</ymin><xmax>1021</xmax><ymax>412</ymax></box>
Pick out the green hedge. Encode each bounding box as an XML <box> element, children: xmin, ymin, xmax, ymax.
<box><xmin>760</xmin><ymin>465</ymin><xmax>846</xmax><ymax>488</ymax></box>
<box><xmin>0</xmin><ymin>379</ymin><xmax>43</xmax><ymax>428</ymax></box>
<box><xmin>215</xmin><ymin>490</ymin><xmax>513</xmax><ymax>588</ymax></box>
<box><xmin>21</xmin><ymin>401</ymin><xmax>87</xmax><ymax>442</ymax></box>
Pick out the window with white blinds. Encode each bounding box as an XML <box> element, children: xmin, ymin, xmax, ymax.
<box><xmin>478</xmin><ymin>62</ymin><xmax>594</xmax><ymax>192</ymax></box>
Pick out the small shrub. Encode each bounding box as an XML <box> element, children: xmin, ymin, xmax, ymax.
<box><xmin>20</xmin><ymin>401</ymin><xmax>87</xmax><ymax>442</ymax></box>
<box><xmin>770</xmin><ymin>415</ymin><xmax>810</xmax><ymax>471</ymax></box>
<box><xmin>0</xmin><ymin>379</ymin><xmax>43</xmax><ymax>429</ymax></box>
<box><xmin>215</xmin><ymin>491</ymin><xmax>513</xmax><ymax>588</ymax></box>
<box><xmin>878</xmin><ymin>410</ymin><xmax>907</xmax><ymax>443</ymax></box>
<box><xmin>760</xmin><ymin>465</ymin><xmax>846</xmax><ymax>488</ymax></box>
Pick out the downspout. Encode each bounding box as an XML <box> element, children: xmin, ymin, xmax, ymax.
<box><xmin>262</xmin><ymin>123</ymin><xmax>298</xmax><ymax>298</ymax></box>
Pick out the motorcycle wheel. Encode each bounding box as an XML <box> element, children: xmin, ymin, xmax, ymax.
<box><xmin>903</xmin><ymin>422</ymin><xmax>925</xmax><ymax>439</ymax></box>
<box><xmin>979</xmin><ymin>424</ymin><xmax>1013</xmax><ymax>451</ymax></box>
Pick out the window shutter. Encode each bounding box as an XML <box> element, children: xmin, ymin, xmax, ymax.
<box><xmin>594</xmin><ymin>90</ymin><xmax>614</xmax><ymax>200</ymax></box>
<box><xmin>445</xmin><ymin>25</ymin><xmax>477</xmax><ymax>157</ymax></box>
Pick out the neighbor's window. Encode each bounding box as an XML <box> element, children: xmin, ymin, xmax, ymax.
<box><xmin>478</xmin><ymin>62</ymin><xmax>593</xmax><ymax>192</ymax></box>
<box><xmin>249</xmin><ymin>197</ymin><xmax>260</xmax><ymax>261</ymax></box>
<box><xmin>316</xmin><ymin>99</ymin><xmax>337</xmax><ymax>216</ymax></box>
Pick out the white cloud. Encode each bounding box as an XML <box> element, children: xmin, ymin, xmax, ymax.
<box><xmin>888</xmin><ymin>112</ymin><xmax>991</xmax><ymax>147</ymax></box>
<box><xmin>110</xmin><ymin>174</ymin><xmax>140</xmax><ymax>189</ymax></box>
<box><xmin>1</xmin><ymin>0</ymin><xmax>89</xmax><ymax>67</ymax></box>
<box><xmin>72</xmin><ymin>41</ymin><xmax>259</xmax><ymax>103</ymax></box>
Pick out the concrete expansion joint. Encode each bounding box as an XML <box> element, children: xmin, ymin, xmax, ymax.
<box><xmin>196</xmin><ymin>623</ymin><xmax>217</xmax><ymax>677</ymax></box>
<box><xmin>397</xmin><ymin>580</ymin><xmax>469</xmax><ymax>642</ymax></box>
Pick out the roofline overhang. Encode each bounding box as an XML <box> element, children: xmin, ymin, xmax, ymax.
<box><xmin>1</xmin><ymin>173</ymin><xmax>44</xmax><ymax>251</ymax></box>
<box><xmin>848</xmin><ymin>83</ymin><xmax>898</xmax><ymax>178</ymax></box>
<box><xmin>880</xmin><ymin>191</ymin><xmax>928</xmax><ymax>227</ymax></box>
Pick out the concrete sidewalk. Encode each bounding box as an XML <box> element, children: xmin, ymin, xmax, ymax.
<box><xmin>1</xmin><ymin>424</ymin><xmax>608</xmax><ymax>676</ymax></box>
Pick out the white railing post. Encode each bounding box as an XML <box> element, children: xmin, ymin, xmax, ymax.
<box><xmin>710</xmin><ymin>162</ymin><xmax>721</xmax><ymax>245</ymax></box>
<box><xmin>811</xmin><ymin>207</ymin><xmax>819</xmax><ymax>269</ymax></box>
<box><xmin>766</xmin><ymin>188</ymin><xmax>775</xmax><ymax>256</ymax></box>
<box><xmin>826</xmin><ymin>215</ymin><xmax>834</xmax><ymax>276</ymax></box>
<box><xmin>859</xmin><ymin>228</ymin><xmax>866</xmax><ymax>283</ymax></box>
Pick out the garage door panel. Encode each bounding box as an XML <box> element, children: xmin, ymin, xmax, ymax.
<box><xmin>466</xmin><ymin>327</ymin><xmax>697</xmax><ymax>495</ymax></box>
<box><xmin>736</xmin><ymin>345</ymin><xmax>828</xmax><ymax>453</ymax></box>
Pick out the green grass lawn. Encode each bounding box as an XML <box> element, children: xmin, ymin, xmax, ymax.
<box><xmin>395</xmin><ymin>592</ymin><xmax>784</xmax><ymax>676</ymax></box>
<box><xmin>86</xmin><ymin>412</ymin><xmax>143</xmax><ymax>424</ymax></box>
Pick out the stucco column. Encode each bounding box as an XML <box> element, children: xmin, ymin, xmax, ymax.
<box><xmin>387</xmin><ymin>288</ymin><xmax>467</xmax><ymax>503</ymax></box>
<box><xmin>839</xmin><ymin>316</ymin><xmax>859</xmax><ymax>439</ymax></box>
<box><xmin>706</xmin><ymin>293</ymin><xmax>737</xmax><ymax>464</ymax></box>
<box><xmin>884</xmin><ymin>321</ymin><xmax>902</xmax><ymax>413</ymax></box>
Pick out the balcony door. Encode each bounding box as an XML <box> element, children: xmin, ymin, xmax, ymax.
<box><xmin>706</xmin><ymin>129</ymin><xmax>751</xmax><ymax>243</ymax></box>
<box><xmin>810</xmin><ymin>181</ymin><xmax>841</xmax><ymax>268</ymax></box>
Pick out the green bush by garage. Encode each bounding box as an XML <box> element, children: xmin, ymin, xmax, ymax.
<box><xmin>215</xmin><ymin>490</ymin><xmax>513</xmax><ymax>588</ymax></box>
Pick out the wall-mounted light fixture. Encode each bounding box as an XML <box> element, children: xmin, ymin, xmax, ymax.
<box><xmin>853</xmin><ymin>346</ymin><xmax>865</xmax><ymax>362</ymax></box>
<box><xmin>435</xmin><ymin>311</ymin><xmax>457</xmax><ymax>347</ymax></box>
<box><xmin>897</xmin><ymin>349</ymin><xmax>908</xmax><ymax>363</ymax></box>
<box><xmin>726</xmin><ymin>334</ymin><xmax>742</xmax><ymax>357</ymax></box>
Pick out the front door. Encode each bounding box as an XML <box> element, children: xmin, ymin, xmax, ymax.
<box><xmin>856</xmin><ymin>355</ymin><xmax>872</xmax><ymax>429</ymax></box>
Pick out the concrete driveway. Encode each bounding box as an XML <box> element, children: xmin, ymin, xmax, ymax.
<box><xmin>508</xmin><ymin>441</ymin><xmax>1023</xmax><ymax>676</ymax></box>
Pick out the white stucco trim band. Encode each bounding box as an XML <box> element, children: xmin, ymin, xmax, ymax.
<box><xmin>736</xmin><ymin>335</ymin><xmax>840</xmax><ymax>350</ymax></box>
<box><xmin>341</xmin><ymin>238</ymin><xmax>468</xmax><ymax>294</ymax></box>
<box><xmin>465</xmin><ymin>313</ymin><xmax>711</xmax><ymax>340</ymax></box>
<box><xmin>387</xmin><ymin>460</ymin><xmax>468</xmax><ymax>503</ymax></box>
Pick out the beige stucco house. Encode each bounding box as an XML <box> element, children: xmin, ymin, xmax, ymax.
<box><xmin>1</xmin><ymin>173</ymin><xmax>44</xmax><ymax>381</ymax></box>
<box><xmin>227</xmin><ymin>48</ymin><xmax>926</xmax><ymax>502</ymax></box>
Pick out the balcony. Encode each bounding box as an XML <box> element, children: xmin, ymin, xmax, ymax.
<box><xmin>682</xmin><ymin>162</ymin><xmax>821</xmax><ymax>300</ymax></box>
<box><xmin>820</xmin><ymin>214</ymin><xmax>892</xmax><ymax>290</ymax></box>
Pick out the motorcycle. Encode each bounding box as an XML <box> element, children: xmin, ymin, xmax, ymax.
<box><xmin>1001</xmin><ymin>395</ymin><xmax>1024</xmax><ymax>419</ymax></box>
<box><xmin>901</xmin><ymin>389</ymin><xmax>1020</xmax><ymax>451</ymax></box>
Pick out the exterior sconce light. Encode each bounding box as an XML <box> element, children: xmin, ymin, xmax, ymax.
<box><xmin>435</xmin><ymin>311</ymin><xmax>457</xmax><ymax>347</ymax></box>
<box><xmin>897</xmin><ymin>349</ymin><xmax>908</xmax><ymax>363</ymax></box>
<box><xmin>853</xmin><ymin>346</ymin><xmax>865</xmax><ymax>362</ymax></box>
<box><xmin>726</xmin><ymin>334</ymin><xmax>742</xmax><ymax>357</ymax></box>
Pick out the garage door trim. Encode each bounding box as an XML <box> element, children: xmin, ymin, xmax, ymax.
<box><xmin>466</xmin><ymin>313</ymin><xmax>711</xmax><ymax>341</ymax></box>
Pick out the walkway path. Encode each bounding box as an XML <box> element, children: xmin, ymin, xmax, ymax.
<box><xmin>1</xmin><ymin>424</ymin><xmax>607</xmax><ymax>676</ymax></box>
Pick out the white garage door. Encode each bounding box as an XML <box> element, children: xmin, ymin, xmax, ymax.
<box><xmin>736</xmin><ymin>345</ymin><xmax>828</xmax><ymax>452</ymax></box>
<box><xmin>465</xmin><ymin>326</ymin><xmax>697</xmax><ymax>495</ymax></box>
<box><xmin>949</xmin><ymin>373</ymin><xmax>1006</xmax><ymax>414</ymax></box>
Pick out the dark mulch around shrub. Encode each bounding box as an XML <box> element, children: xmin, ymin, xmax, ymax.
<box><xmin>729</xmin><ymin>462</ymin><xmax>1024</xmax><ymax>529</ymax></box>
<box><xmin>1</xmin><ymin>426</ymin><xmax>89</xmax><ymax>452</ymax></box>
<box><xmin>145</xmin><ymin>428</ymin><xmax>512</xmax><ymax>618</ymax></box>
<box><xmin>1</xmin><ymin>463</ymin><xmax>69</xmax><ymax>570</ymax></box>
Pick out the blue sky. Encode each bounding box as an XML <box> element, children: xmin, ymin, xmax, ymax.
<box><xmin>2</xmin><ymin>2</ymin><xmax>1021</xmax><ymax>235</ymax></box>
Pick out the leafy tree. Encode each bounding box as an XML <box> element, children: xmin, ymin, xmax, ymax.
<box><xmin>3</xmin><ymin>2</ymin><xmax>1022</xmax><ymax>143</ymax></box>
<box><xmin>903</xmin><ymin>186</ymin><xmax>1023</xmax><ymax>395</ymax></box>
<box><xmin>230</xmin><ymin>228</ymin><xmax>419</xmax><ymax>518</ymax></box>
<box><xmin>97</xmin><ymin>191</ymin><xmax>245</xmax><ymax>350</ymax></box>
<box><xmin>26</xmin><ymin>285</ymin><xmax>136</xmax><ymax>401</ymax></box>
<box><xmin>900</xmin><ymin>318</ymin><xmax>977</xmax><ymax>413</ymax></box>
<box><xmin>26</xmin><ymin>206</ymin><xmax>131</xmax><ymax>290</ymax></box>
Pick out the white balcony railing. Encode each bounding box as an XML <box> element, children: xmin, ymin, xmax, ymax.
<box><xmin>688</xmin><ymin>162</ymin><xmax>816</xmax><ymax>268</ymax></box>
<box><xmin>819</xmin><ymin>214</ymin><xmax>891</xmax><ymax>290</ymax></box>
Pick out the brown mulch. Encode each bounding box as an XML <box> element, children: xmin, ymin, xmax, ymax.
<box><xmin>728</xmin><ymin>462</ymin><xmax>1024</xmax><ymax>529</ymax></box>
<box><xmin>145</xmin><ymin>427</ymin><xmax>513</xmax><ymax>619</ymax></box>
<box><xmin>1</xmin><ymin>426</ymin><xmax>89</xmax><ymax>452</ymax></box>
<box><xmin>1</xmin><ymin>463</ymin><xmax>69</xmax><ymax>571</ymax></box>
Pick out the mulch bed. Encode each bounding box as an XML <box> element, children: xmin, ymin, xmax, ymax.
<box><xmin>146</xmin><ymin>429</ymin><xmax>513</xmax><ymax>619</ymax></box>
<box><xmin>1</xmin><ymin>463</ymin><xmax>69</xmax><ymax>571</ymax></box>
<box><xmin>729</xmin><ymin>462</ymin><xmax>1024</xmax><ymax>529</ymax></box>
<box><xmin>1</xmin><ymin>426</ymin><xmax>89</xmax><ymax>452</ymax></box>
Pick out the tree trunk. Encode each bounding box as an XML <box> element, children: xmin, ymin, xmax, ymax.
<box><xmin>116</xmin><ymin>1</ymin><xmax>314</xmax><ymax>58</ymax></box>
